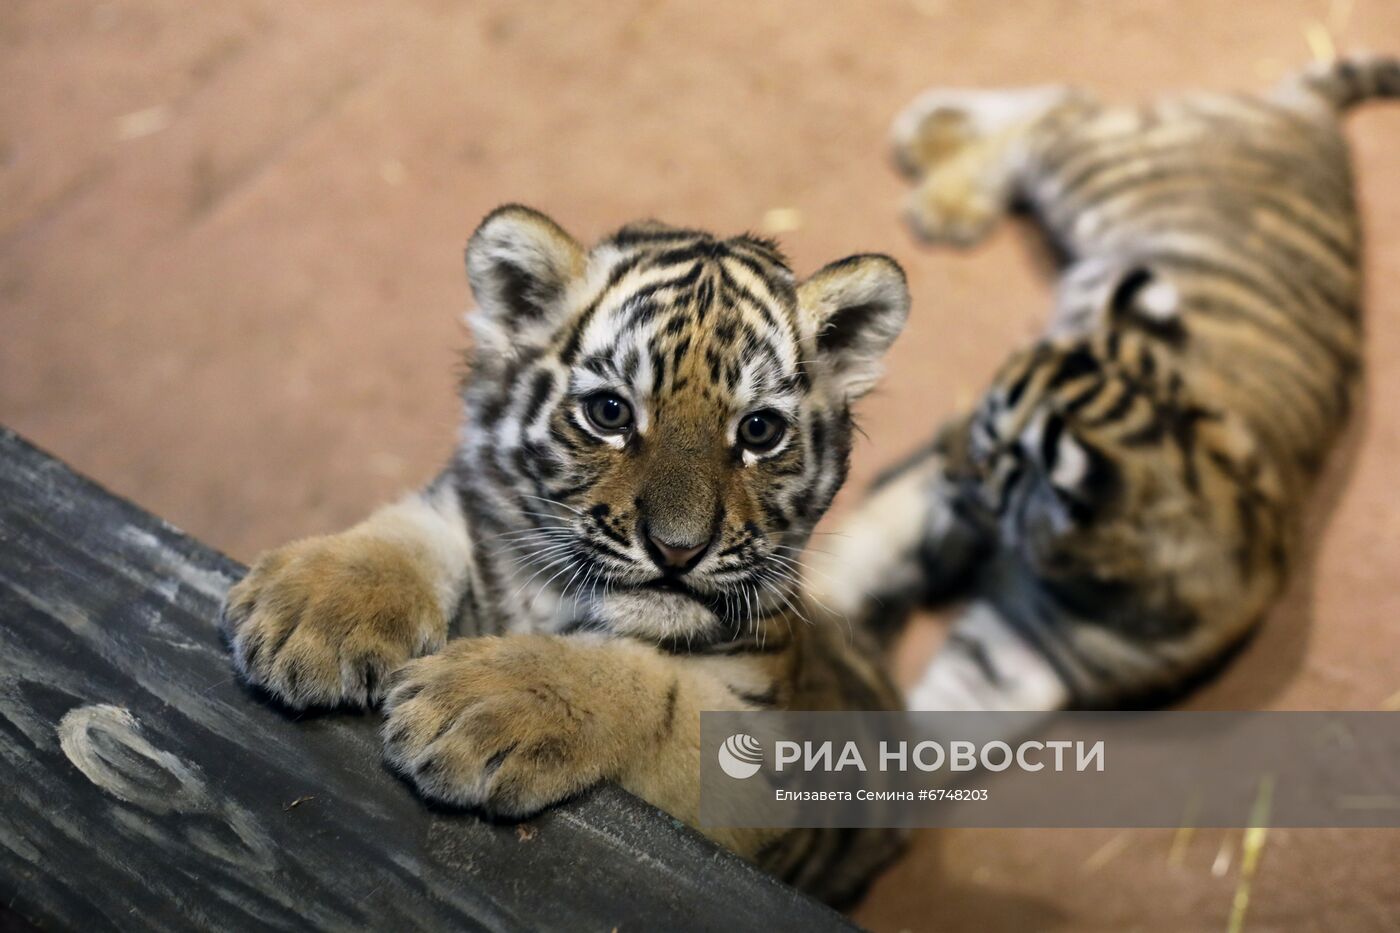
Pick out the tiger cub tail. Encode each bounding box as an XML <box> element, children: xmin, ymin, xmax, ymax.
<box><xmin>1279</xmin><ymin>53</ymin><xmax>1400</xmax><ymax>111</ymax></box>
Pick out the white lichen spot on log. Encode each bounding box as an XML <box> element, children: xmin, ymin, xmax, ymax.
<box><xmin>118</xmin><ymin>526</ymin><xmax>234</xmax><ymax>603</ymax></box>
<box><xmin>57</xmin><ymin>704</ymin><xmax>277</xmax><ymax>870</ymax></box>
<box><xmin>58</xmin><ymin>704</ymin><xmax>207</xmax><ymax>814</ymax></box>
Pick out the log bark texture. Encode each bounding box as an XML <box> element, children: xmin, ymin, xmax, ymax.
<box><xmin>0</xmin><ymin>427</ymin><xmax>853</xmax><ymax>932</ymax></box>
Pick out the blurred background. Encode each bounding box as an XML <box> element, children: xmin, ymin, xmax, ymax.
<box><xmin>4</xmin><ymin>1</ymin><xmax>1400</xmax><ymax>929</ymax></box>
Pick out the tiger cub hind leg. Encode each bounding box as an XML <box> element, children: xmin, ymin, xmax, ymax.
<box><xmin>890</xmin><ymin>86</ymin><xmax>1079</xmax><ymax>246</ymax></box>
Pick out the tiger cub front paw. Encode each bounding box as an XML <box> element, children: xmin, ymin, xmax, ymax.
<box><xmin>381</xmin><ymin>637</ymin><xmax>613</xmax><ymax>818</ymax></box>
<box><xmin>220</xmin><ymin>533</ymin><xmax>447</xmax><ymax>709</ymax></box>
<box><xmin>904</xmin><ymin>165</ymin><xmax>1002</xmax><ymax>247</ymax></box>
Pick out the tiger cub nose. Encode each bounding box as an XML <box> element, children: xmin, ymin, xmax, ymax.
<box><xmin>644</xmin><ymin>529</ymin><xmax>711</xmax><ymax>572</ymax></box>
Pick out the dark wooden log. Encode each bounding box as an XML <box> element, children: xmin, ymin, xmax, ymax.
<box><xmin>0</xmin><ymin>426</ymin><xmax>855</xmax><ymax>932</ymax></box>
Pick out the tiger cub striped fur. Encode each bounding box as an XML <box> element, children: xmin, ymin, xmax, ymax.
<box><xmin>220</xmin><ymin>206</ymin><xmax>909</xmax><ymax>902</ymax></box>
<box><xmin>816</xmin><ymin>56</ymin><xmax>1399</xmax><ymax>712</ymax></box>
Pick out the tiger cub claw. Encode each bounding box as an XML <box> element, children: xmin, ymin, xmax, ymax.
<box><xmin>220</xmin><ymin>533</ymin><xmax>446</xmax><ymax>710</ymax></box>
<box><xmin>381</xmin><ymin>637</ymin><xmax>608</xmax><ymax>818</ymax></box>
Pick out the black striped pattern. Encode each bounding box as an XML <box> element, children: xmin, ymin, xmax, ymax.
<box><xmin>443</xmin><ymin>215</ymin><xmax>908</xmax><ymax>899</ymax></box>
<box><xmin>848</xmin><ymin>57</ymin><xmax>1396</xmax><ymax>707</ymax></box>
<box><xmin>454</xmin><ymin>221</ymin><xmax>857</xmax><ymax>649</ymax></box>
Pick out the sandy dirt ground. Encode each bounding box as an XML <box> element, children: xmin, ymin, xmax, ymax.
<box><xmin>4</xmin><ymin>1</ymin><xmax>1400</xmax><ymax>929</ymax></box>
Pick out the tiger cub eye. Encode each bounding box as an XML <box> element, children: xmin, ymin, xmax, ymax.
<box><xmin>584</xmin><ymin>393</ymin><xmax>634</xmax><ymax>433</ymax></box>
<box><xmin>738</xmin><ymin>411</ymin><xmax>787</xmax><ymax>452</ymax></box>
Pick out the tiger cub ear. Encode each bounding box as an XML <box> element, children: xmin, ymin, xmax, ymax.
<box><xmin>465</xmin><ymin>204</ymin><xmax>586</xmax><ymax>353</ymax></box>
<box><xmin>1107</xmin><ymin>266</ymin><xmax>1180</xmax><ymax>325</ymax></box>
<box><xmin>797</xmin><ymin>254</ymin><xmax>911</xmax><ymax>400</ymax></box>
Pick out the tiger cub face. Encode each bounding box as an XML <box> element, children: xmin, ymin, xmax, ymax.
<box><xmin>461</xmin><ymin>206</ymin><xmax>909</xmax><ymax>642</ymax></box>
<box><xmin>958</xmin><ymin>295</ymin><xmax>1287</xmax><ymax>631</ymax></box>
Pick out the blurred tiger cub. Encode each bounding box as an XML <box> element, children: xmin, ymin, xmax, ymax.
<box><xmin>817</xmin><ymin>56</ymin><xmax>1398</xmax><ymax>711</ymax></box>
<box><xmin>221</xmin><ymin>206</ymin><xmax>909</xmax><ymax>902</ymax></box>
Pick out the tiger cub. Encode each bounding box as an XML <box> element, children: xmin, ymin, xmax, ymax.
<box><xmin>816</xmin><ymin>56</ymin><xmax>1398</xmax><ymax>711</ymax></box>
<box><xmin>220</xmin><ymin>206</ymin><xmax>909</xmax><ymax>902</ymax></box>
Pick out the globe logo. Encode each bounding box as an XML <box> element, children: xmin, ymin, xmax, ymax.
<box><xmin>718</xmin><ymin>733</ymin><xmax>763</xmax><ymax>779</ymax></box>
